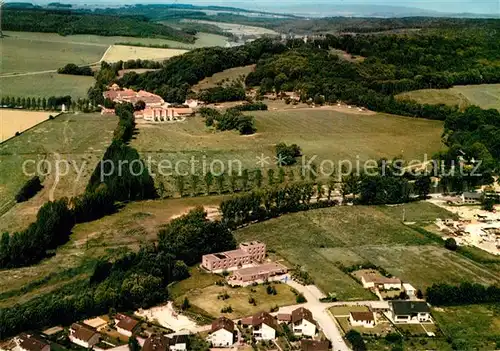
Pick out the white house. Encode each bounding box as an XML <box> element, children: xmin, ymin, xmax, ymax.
<box><xmin>349</xmin><ymin>312</ymin><xmax>376</xmax><ymax>328</ymax></box>
<box><xmin>168</xmin><ymin>335</ymin><xmax>187</xmax><ymax>351</ymax></box>
<box><xmin>390</xmin><ymin>301</ymin><xmax>431</xmax><ymax>324</ymax></box>
<box><xmin>208</xmin><ymin>317</ymin><xmax>235</xmax><ymax>347</ymax></box>
<box><xmin>359</xmin><ymin>270</ymin><xmax>402</xmax><ymax>290</ymax></box>
<box><xmin>114</xmin><ymin>314</ymin><xmax>139</xmax><ymax>337</ymax></box>
<box><xmin>184</xmin><ymin>99</ymin><xmax>200</xmax><ymax>108</ymax></box>
<box><xmin>69</xmin><ymin>323</ymin><xmax>100</xmax><ymax>348</ymax></box>
<box><xmin>142</xmin><ymin>335</ymin><xmax>187</xmax><ymax>351</ymax></box>
<box><xmin>15</xmin><ymin>333</ymin><xmax>50</xmax><ymax>351</ymax></box>
<box><xmin>242</xmin><ymin>312</ymin><xmax>278</xmax><ymax>341</ymax></box>
<box><xmin>403</xmin><ymin>283</ymin><xmax>417</xmax><ymax>299</ymax></box>
<box><xmin>291</xmin><ymin>307</ymin><xmax>316</xmax><ymax>337</ymax></box>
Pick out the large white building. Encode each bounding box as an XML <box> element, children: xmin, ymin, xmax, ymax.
<box><xmin>208</xmin><ymin>317</ymin><xmax>235</xmax><ymax>347</ymax></box>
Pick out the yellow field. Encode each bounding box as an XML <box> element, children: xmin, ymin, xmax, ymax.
<box><xmin>0</xmin><ymin>109</ymin><xmax>52</xmax><ymax>142</ymax></box>
<box><xmin>101</xmin><ymin>45</ymin><xmax>188</xmax><ymax>62</ymax></box>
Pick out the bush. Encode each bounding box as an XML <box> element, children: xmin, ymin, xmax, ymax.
<box><xmin>15</xmin><ymin>176</ymin><xmax>42</xmax><ymax>203</ymax></box>
<box><xmin>345</xmin><ymin>330</ymin><xmax>366</xmax><ymax>351</ymax></box>
<box><xmin>445</xmin><ymin>238</ymin><xmax>458</xmax><ymax>251</ymax></box>
<box><xmin>296</xmin><ymin>293</ymin><xmax>307</xmax><ymax>303</ymax></box>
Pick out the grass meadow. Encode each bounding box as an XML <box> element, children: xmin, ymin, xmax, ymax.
<box><xmin>0</xmin><ymin>73</ymin><xmax>95</xmax><ymax>98</ymax></box>
<box><xmin>131</xmin><ymin>109</ymin><xmax>444</xmax><ymax>195</ymax></box>
<box><xmin>396</xmin><ymin>84</ymin><xmax>500</xmax><ymax>110</ymax></box>
<box><xmin>192</xmin><ymin>65</ymin><xmax>255</xmax><ymax>92</ymax></box>
<box><xmin>234</xmin><ymin>202</ymin><xmax>500</xmax><ymax>299</ymax></box>
<box><xmin>0</xmin><ymin>113</ymin><xmax>117</xmax><ymax>230</ymax></box>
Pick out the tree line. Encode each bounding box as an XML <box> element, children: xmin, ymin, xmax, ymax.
<box><xmin>426</xmin><ymin>282</ymin><xmax>500</xmax><ymax>306</ymax></box>
<box><xmin>2</xmin><ymin>9</ymin><xmax>195</xmax><ymax>43</ymax></box>
<box><xmin>0</xmin><ymin>208</ymin><xmax>235</xmax><ymax>338</ymax></box>
<box><xmin>1</xmin><ymin>95</ymin><xmax>72</xmax><ymax>111</ymax></box>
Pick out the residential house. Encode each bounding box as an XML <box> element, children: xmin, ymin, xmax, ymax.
<box><xmin>184</xmin><ymin>99</ymin><xmax>201</xmax><ymax>108</ymax></box>
<box><xmin>227</xmin><ymin>262</ymin><xmax>288</xmax><ymax>285</ymax></box>
<box><xmin>242</xmin><ymin>312</ymin><xmax>278</xmax><ymax>340</ymax></box>
<box><xmin>291</xmin><ymin>307</ymin><xmax>316</xmax><ymax>337</ymax></box>
<box><xmin>208</xmin><ymin>317</ymin><xmax>235</xmax><ymax>347</ymax></box>
<box><xmin>143</xmin><ymin>335</ymin><xmax>170</xmax><ymax>351</ymax></box>
<box><xmin>359</xmin><ymin>270</ymin><xmax>402</xmax><ymax>290</ymax></box>
<box><xmin>463</xmin><ymin>191</ymin><xmax>482</xmax><ymax>204</ymax></box>
<box><xmin>403</xmin><ymin>283</ymin><xmax>417</xmax><ymax>299</ymax></box>
<box><xmin>390</xmin><ymin>301</ymin><xmax>431</xmax><ymax>323</ymax></box>
<box><xmin>69</xmin><ymin>323</ymin><xmax>100</xmax><ymax>348</ymax></box>
<box><xmin>83</xmin><ymin>317</ymin><xmax>108</xmax><ymax>331</ymax></box>
<box><xmin>349</xmin><ymin>312</ymin><xmax>376</xmax><ymax>328</ymax></box>
<box><xmin>168</xmin><ymin>335</ymin><xmax>188</xmax><ymax>351</ymax></box>
<box><xmin>142</xmin><ymin>335</ymin><xmax>187</xmax><ymax>351</ymax></box>
<box><xmin>300</xmin><ymin>340</ymin><xmax>330</xmax><ymax>351</ymax></box>
<box><xmin>202</xmin><ymin>241</ymin><xmax>266</xmax><ymax>273</ymax></box>
<box><xmin>277</xmin><ymin>313</ymin><xmax>291</xmax><ymax>324</ymax></box>
<box><xmin>15</xmin><ymin>333</ymin><xmax>50</xmax><ymax>351</ymax></box>
<box><xmin>114</xmin><ymin>313</ymin><xmax>140</xmax><ymax>337</ymax></box>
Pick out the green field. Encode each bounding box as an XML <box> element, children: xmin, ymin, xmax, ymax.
<box><xmin>1</xmin><ymin>33</ymin><xmax>107</xmax><ymax>74</ymax></box>
<box><xmin>1</xmin><ymin>31</ymin><xmax>227</xmax><ymax>75</ymax></box>
<box><xmin>234</xmin><ymin>203</ymin><xmax>500</xmax><ymax>299</ymax></box>
<box><xmin>396</xmin><ymin>84</ymin><xmax>500</xmax><ymax>110</ymax></box>
<box><xmin>132</xmin><ymin>109</ymin><xmax>444</xmax><ymax>194</ymax></box>
<box><xmin>433</xmin><ymin>304</ymin><xmax>500</xmax><ymax>351</ymax></box>
<box><xmin>192</xmin><ymin>65</ymin><xmax>255</xmax><ymax>91</ymax></box>
<box><xmin>0</xmin><ymin>113</ymin><xmax>117</xmax><ymax>229</ymax></box>
<box><xmin>0</xmin><ymin>73</ymin><xmax>95</xmax><ymax>98</ymax></box>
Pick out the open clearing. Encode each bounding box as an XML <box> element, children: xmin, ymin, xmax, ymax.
<box><xmin>235</xmin><ymin>202</ymin><xmax>500</xmax><ymax>299</ymax></box>
<box><xmin>0</xmin><ymin>113</ymin><xmax>117</xmax><ymax>229</ymax></box>
<box><xmin>0</xmin><ymin>33</ymin><xmax>106</xmax><ymax>74</ymax></box>
<box><xmin>0</xmin><ymin>73</ymin><xmax>95</xmax><ymax>98</ymax></box>
<box><xmin>396</xmin><ymin>84</ymin><xmax>500</xmax><ymax>110</ymax></box>
<box><xmin>0</xmin><ymin>109</ymin><xmax>52</xmax><ymax>142</ymax></box>
<box><xmin>192</xmin><ymin>65</ymin><xmax>255</xmax><ymax>92</ymax></box>
<box><xmin>182</xmin><ymin>19</ymin><xmax>278</xmax><ymax>36</ymax></box>
<box><xmin>176</xmin><ymin>282</ymin><xmax>297</xmax><ymax>319</ymax></box>
<box><xmin>131</xmin><ymin>109</ymin><xmax>444</xmax><ymax>194</ymax></box>
<box><xmin>101</xmin><ymin>45</ymin><xmax>188</xmax><ymax>62</ymax></box>
<box><xmin>433</xmin><ymin>304</ymin><xmax>500</xmax><ymax>351</ymax></box>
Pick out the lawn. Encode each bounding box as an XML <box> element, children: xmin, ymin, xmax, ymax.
<box><xmin>0</xmin><ymin>33</ymin><xmax>107</xmax><ymax>74</ymax></box>
<box><xmin>396</xmin><ymin>84</ymin><xmax>500</xmax><ymax>110</ymax></box>
<box><xmin>0</xmin><ymin>73</ymin><xmax>95</xmax><ymax>98</ymax></box>
<box><xmin>131</xmin><ymin>109</ymin><xmax>444</xmax><ymax>195</ymax></box>
<box><xmin>432</xmin><ymin>304</ymin><xmax>500</xmax><ymax>351</ymax></box>
<box><xmin>192</xmin><ymin>65</ymin><xmax>255</xmax><ymax>92</ymax></box>
<box><xmin>329</xmin><ymin>305</ymin><xmax>369</xmax><ymax>316</ymax></box>
<box><xmin>0</xmin><ymin>113</ymin><xmax>117</xmax><ymax>231</ymax></box>
<box><xmin>235</xmin><ymin>203</ymin><xmax>500</xmax><ymax>298</ymax></box>
<box><xmin>101</xmin><ymin>45</ymin><xmax>188</xmax><ymax>62</ymax></box>
<box><xmin>175</xmin><ymin>282</ymin><xmax>297</xmax><ymax>319</ymax></box>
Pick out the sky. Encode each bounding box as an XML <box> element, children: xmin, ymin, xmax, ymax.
<box><xmin>25</xmin><ymin>0</ymin><xmax>500</xmax><ymax>15</ymax></box>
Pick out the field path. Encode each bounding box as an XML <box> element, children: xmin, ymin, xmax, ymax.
<box><xmin>0</xmin><ymin>70</ymin><xmax>57</xmax><ymax>78</ymax></box>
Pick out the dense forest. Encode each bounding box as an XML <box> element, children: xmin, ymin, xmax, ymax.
<box><xmin>2</xmin><ymin>9</ymin><xmax>195</xmax><ymax>42</ymax></box>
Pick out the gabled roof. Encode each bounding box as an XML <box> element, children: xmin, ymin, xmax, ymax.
<box><xmin>244</xmin><ymin>311</ymin><xmax>277</xmax><ymax>330</ymax></box>
<box><xmin>391</xmin><ymin>300</ymin><xmax>430</xmax><ymax>315</ymax></box>
<box><xmin>300</xmin><ymin>339</ymin><xmax>329</xmax><ymax>351</ymax></box>
<box><xmin>115</xmin><ymin>314</ymin><xmax>139</xmax><ymax>332</ymax></box>
<box><xmin>17</xmin><ymin>333</ymin><xmax>49</xmax><ymax>351</ymax></box>
<box><xmin>350</xmin><ymin>311</ymin><xmax>375</xmax><ymax>322</ymax></box>
<box><xmin>170</xmin><ymin>334</ymin><xmax>188</xmax><ymax>345</ymax></box>
<box><xmin>70</xmin><ymin>323</ymin><xmax>99</xmax><ymax>342</ymax></box>
<box><xmin>212</xmin><ymin>316</ymin><xmax>235</xmax><ymax>333</ymax></box>
<box><xmin>143</xmin><ymin>335</ymin><xmax>170</xmax><ymax>351</ymax></box>
<box><xmin>291</xmin><ymin>307</ymin><xmax>315</xmax><ymax>324</ymax></box>
<box><xmin>277</xmin><ymin>313</ymin><xmax>291</xmax><ymax>322</ymax></box>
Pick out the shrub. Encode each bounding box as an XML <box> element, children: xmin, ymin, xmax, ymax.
<box><xmin>15</xmin><ymin>176</ymin><xmax>43</xmax><ymax>203</ymax></box>
<box><xmin>445</xmin><ymin>238</ymin><xmax>458</xmax><ymax>251</ymax></box>
<box><xmin>296</xmin><ymin>293</ymin><xmax>307</xmax><ymax>303</ymax></box>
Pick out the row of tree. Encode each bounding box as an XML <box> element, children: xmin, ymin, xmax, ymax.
<box><xmin>1</xmin><ymin>95</ymin><xmax>72</xmax><ymax>111</ymax></box>
<box><xmin>426</xmin><ymin>282</ymin><xmax>500</xmax><ymax>306</ymax></box>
